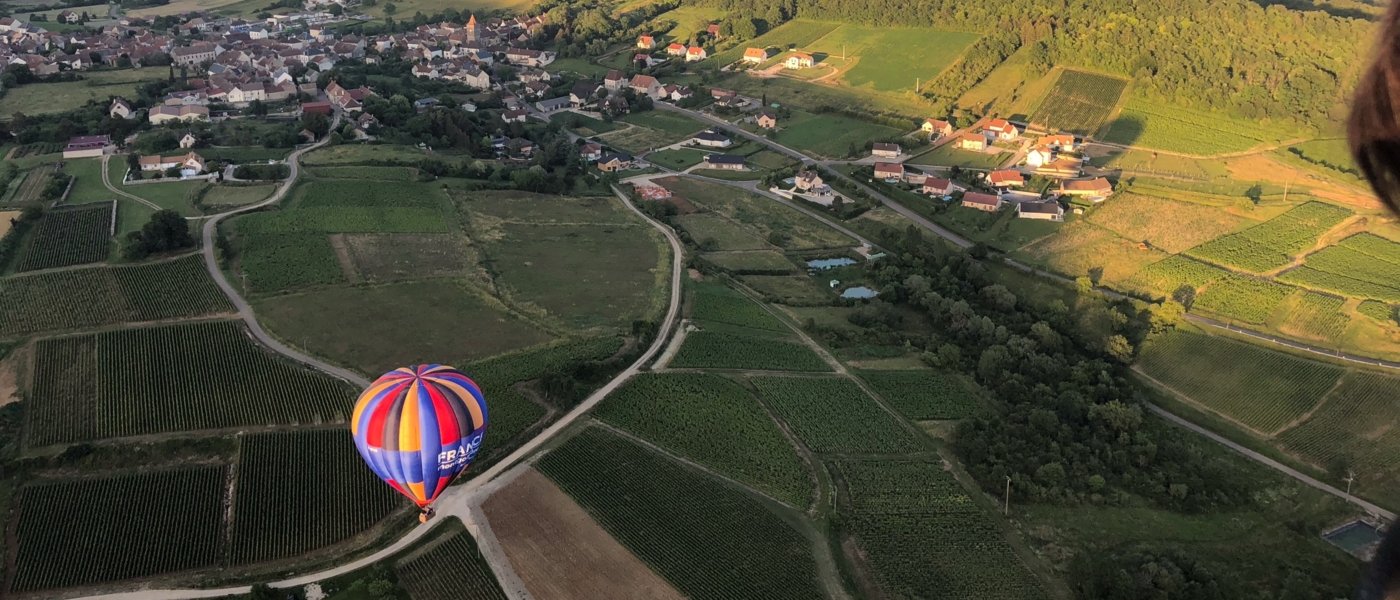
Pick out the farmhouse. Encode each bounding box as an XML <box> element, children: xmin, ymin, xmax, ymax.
<box><xmin>692</xmin><ymin>129</ymin><xmax>733</xmax><ymax>148</ymax></box>
<box><xmin>953</xmin><ymin>133</ymin><xmax>986</xmax><ymax>151</ymax></box>
<box><xmin>300</xmin><ymin>101</ymin><xmax>333</xmax><ymax>116</ymax></box>
<box><xmin>597</xmin><ymin>152</ymin><xmax>636</xmax><ymax>172</ymax></box>
<box><xmin>872</xmin><ymin>142</ymin><xmax>902</xmax><ymax>158</ymax></box>
<box><xmin>983</xmin><ymin>119</ymin><xmax>1019</xmax><ymax>141</ymax></box>
<box><xmin>702</xmin><ymin>154</ymin><xmax>747</xmax><ymax>170</ymax></box>
<box><xmin>795</xmin><ymin>170</ymin><xmax>826</xmax><ymax>192</ymax></box>
<box><xmin>503</xmin><ymin>108</ymin><xmax>528</xmax><ymax>123</ymax></box>
<box><xmin>637</xmin><ymin>35</ymin><xmax>656</xmax><ymax>49</ymax></box>
<box><xmin>785</xmin><ymin>52</ymin><xmax>815</xmax><ymax>69</ymax></box>
<box><xmin>873</xmin><ymin>162</ymin><xmax>904</xmax><ymax>181</ymax></box>
<box><xmin>1041</xmin><ymin>134</ymin><xmax>1076</xmax><ymax>151</ymax></box>
<box><xmin>570</xmin><ymin>81</ymin><xmax>601</xmax><ymax>107</ymax></box>
<box><xmin>505</xmin><ymin>48</ymin><xmax>554</xmax><ymax>67</ymax></box>
<box><xmin>987</xmin><ymin>169</ymin><xmax>1024</xmax><ymax>188</ymax></box>
<box><xmin>921</xmin><ymin>118</ymin><xmax>952</xmax><ymax>137</ymax></box>
<box><xmin>757</xmin><ymin>109</ymin><xmax>778</xmax><ymax>129</ymax></box>
<box><xmin>666</xmin><ymin>43</ymin><xmax>686</xmax><ymax>56</ymax></box>
<box><xmin>62</xmin><ymin>135</ymin><xmax>113</xmax><ymax>159</ymax></box>
<box><xmin>1025</xmin><ymin>147</ymin><xmax>1054</xmax><ymax>168</ymax></box>
<box><xmin>706</xmin><ymin>23</ymin><xmax>722</xmax><ymax>38</ymax></box>
<box><xmin>685</xmin><ymin>46</ymin><xmax>708</xmax><ymax>62</ymax></box>
<box><xmin>148</xmin><ymin>104</ymin><xmax>210</xmax><ymax>124</ymax></box>
<box><xmin>179</xmin><ymin>132</ymin><xmax>199</xmax><ymax>149</ymax></box>
<box><xmin>629</xmin><ymin>74</ymin><xmax>662</xmax><ymax>97</ymax></box>
<box><xmin>603</xmin><ymin>69</ymin><xmax>629</xmax><ymax>91</ymax></box>
<box><xmin>535</xmin><ymin>96</ymin><xmax>571</xmax><ymax>113</ymax></box>
<box><xmin>743</xmin><ymin>47</ymin><xmax>769</xmax><ymax>64</ymax></box>
<box><xmin>1060</xmin><ymin>177</ymin><xmax>1114</xmax><ymax>201</ymax></box>
<box><xmin>139</xmin><ymin>151</ymin><xmax>206</xmax><ymax>175</ymax></box>
<box><xmin>109</xmin><ymin>98</ymin><xmax>135</xmax><ymax>120</ymax></box>
<box><xmin>579</xmin><ymin>142</ymin><xmax>603</xmax><ymax>162</ymax></box>
<box><xmin>961</xmin><ymin>192</ymin><xmax>1003</xmax><ymax>212</ymax></box>
<box><xmin>922</xmin><ymin>177</ymin><xmax>954</xmax><ymax>196</ymax></box>
<box><xmin>326</xmin><ymin>81</ymin><xmax>376</xmax><ymax>112</ymax></box>
<box><xmin>1017</xmin><ymin>199</ymin><xmax>1065</xmax><ymax>221</ymax></box>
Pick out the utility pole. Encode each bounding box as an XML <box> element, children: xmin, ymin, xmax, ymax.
<box><xmin>1282</xmin><ymin>173</ymin><xmax>1294</xmax><ymax>204</ymax></box>
<box><xmin>915</xmin><ymin>77</ymin><xmax>919</xmax><ymax>94</ymax></box>
<box><xmin>1345</xmin><ymin>470</ymin><xmax>1356</xmax><ymax>501</ymax></box>
<box><xmin>1003</xmin><ymin>476</ymin><xmax>1011</xmax><ymax>515</ymax></box>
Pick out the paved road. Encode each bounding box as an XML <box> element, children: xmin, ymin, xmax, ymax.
<box><xmin>68</xmin><ymin>184</ymin><xmax>687</xmax><ymax>600</ymax></box>
<box><xmin>1146</xmin><ymin>403</ymin><xmax>1394</xmax><ymax>519</ymax></box>
<box><xmin>1186</xmin><ymin>314</ymin><xmax>1400</xmax><ymax>371</ymax></box>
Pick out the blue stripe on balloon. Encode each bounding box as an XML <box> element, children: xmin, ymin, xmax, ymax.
<box><xmin>417</xmin><ymin>378</ymin><xmax>442</xmax><ymax>499</ymax></box>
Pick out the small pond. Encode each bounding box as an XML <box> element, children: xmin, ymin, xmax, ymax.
<box><xmin>808</xmin><ymin>257</ymin><xmax>857</xmax><ymax>270</ymax></box>
<box><xmin>1324</xmin><ymin>520</ymin><xmax>1384</xmax><ymax>560</ymax></box>
<box><xmin>840</xmin><ymin>286</ymin><xmax>879</xmax><ymax>299</ymax></box>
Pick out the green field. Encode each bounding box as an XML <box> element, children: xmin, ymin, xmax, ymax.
<box><xmin>61</xmin><ymin>157</ymin><xmax>114</xmax><ymax>204</ymax></box>
<box><xmin>16</xmin><ymin>203</ymin><xmax>112</xmax><ymax>271</ymax></box>
<box><xmin>1186</xmin><ymin>202</ymin><xmax>1352</xmax><ymax>273</ymax></box>
<box><xmin>1192</xmin><ymin>274</ymin><xmax>1295</xmax><ymax>324</ymax></box>
<box><xmin>908</xmin><ymin>144</ymin><xmax>1011</xmax><ymax>169</ymax></box>
<box><xmin>595</xmin><ymin>372</ymin><xmax>812</xmax><ymax>506</ymax></box>
<box><xmin>661</xmin><ymin>177</ymin><xmax>854</xmax><ymax>250</ymax></box>
<box><xmin>230</xmin><ymin>429</ymin><xmax>402</xmax><ymax>564</ymax></box>
<box><xmin>701</xmin><ymin>250</ymin><xmax>800</xmax><ymax>273</ymax></box>
<box><xmin>253</xmin><ymin>280</ymin><xmax>551</xmax><ymax>376</ymax></box>
<box><xmin>0</xmin><ymin>69</ymin><xmax>167</xmax><ymax>116</ymax></box>
<box><xmin>709</xmin><ymin>19</ymin><xmax>843</xmax><ymax>66</ymax></box>
<box><xmin>26</xmin><ymin>321</ymin><xmax>354</xmax><ymax>445</ymax></box>
<box><xmin>202</xmin><ymin>184</ymin><xmax>276</xmax><ymax>207</ymax></box>
<box><xmin>835</xmin><ymin>459</ymin><xmax>1043</xmax><ymax>599</ymax></box>
<box><xmin>619</xmin><ymin>110</ymin><xmax>710</xmax><ymax>136</ymax></box>
<box><xmin>774</xmin><ymin>111</ymin><xmax>902</xmax><ymax>159</ymax></box>
<box><xmin>800</xmin><ymin>26</ymin><xmax>980</xmax><ymax>93</ymax></box>
<box><xmin>239</xmin><ymin>233</ymin><xmax>345</xmax><ymax>294</ymax></box>
<box><xmin>11</xmin><ymin>467</ymin><xmax>226</xmax><ymax>591</ymax></box>
<box><xmin>1101</xmin><ymin>97</ymin><xmax>1298</xmax><ymax>155</ymax></box>
<box><xmin>750</xmin><ymin>376</ymin><xmax>924</xmax><ymax>454</ymax></box>
<box><xmin>235</xmin><ymin>207</ymin><xmax>450</xmax><ymax>234</ymax></box>
<box><xmin>690</xmin><ymin>281</ymin><xmax>788</xmax><ymax>331</ymax></box>
<box><xmin>1029</xmin><ymin>69</ymin><xmax>1128</xmax><ymax>135</ymax></box>
<box><xmin>1278</xmin><ymin>233</ymin><xmax>1400</xmax><ymax>302</ymax></box>
<box><xmin>395</xmin><ymin>522</ymin><xmax>507</xmax><ymax>600</ymax></box>
<box><xmin>0</xmin><ymin>255</ymin><xmax>231</xmax><ymax>337</ymax></box>
<box><xmin>647</xmin><ymin>148</ymin><xmax>708</xmax><ymax>170</ymax></box>
<box><xmin>341</xmin><ymin>233</ymin><xmax>470</xmax><ymax>283</ymax></box>
<box><xmin>857</xmin><ymin>369</ymin><xmax>983</xmax><ymax>420</ymax></box>
<box><xmin>671</xmin><ymin>326</ymin><xmax>830</xmax><ymax>371</ymax></box>
<box><xmin>1277</xmin><ymin>371</ymin><xmax>1400</xmax><ymax>500</ymax></box>
<box><xmin>676</xmin><ymin>213</ymin><xmax>769</xmax><ymax>250</ymax></box>
<box><xmin>292</xmin><ymin>179</ymin><xmax>446</xmax><ymax>209</ymax></box>
<box><xmin>1137</xmin><ymin>330</ymin><xmax>1343</xmax><ymax>434</ymax></box>
<box><xmin>1276</xmin><ymin>291</ymin><xmax>1350</xmax><ymax>341</ymax></box>
<box><xmin>537</xmin><ymin>427</ymin><xmax>826</xmax><ymax>600</ymax></box>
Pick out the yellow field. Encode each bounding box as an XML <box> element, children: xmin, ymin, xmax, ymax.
<box><xmin>1017</xmin><ymin>220</ymin><xmax>1169</xmax><ymax>283</ymax></box>
<box><xmin>1086</xmin><ymin>193</ymin><xmax>1251</xmax><ymax>253</ymax></box>
<box><xmin>0</xmin><ymin>210</ymin><xmax>20</xmax><ymax>238</ymax></box>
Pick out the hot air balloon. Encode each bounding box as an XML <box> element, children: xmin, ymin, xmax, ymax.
<box><xmin>351</xmin><ymin>364</ymin><xmax>487</xmax><ymax>522</ymax></box>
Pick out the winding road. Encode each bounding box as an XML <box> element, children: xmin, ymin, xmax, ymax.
<box><xmin>68</xmin><ymin>166</ymin><xmax>686</xmax><ymax>598</ymax></box>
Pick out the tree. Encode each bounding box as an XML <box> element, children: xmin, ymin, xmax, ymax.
<box><xmin>248</xmin><ymin>99</ymin><xmax>268</xmax><ymax>116</ymax></box>
<box><xmin>327</xmin><ymin>3</ymin><xmax>343</xmax><ymax>15</ymax></box>
<box><xmin>123</xmin><ymin>210</ymin><xmax>194</xmax><ymax>259</ymax></box>
<box><xmin>126</xmin><ymin>153</ymin><xmax>141</xmax><ymax>176</ymax></box>
<box><xmin>383</xmin><ymin>1</ymin><xmax>397</xmax><ymax>15</ymax></box>
<box><xmin>1148</xmin><ymin>300</ymin><xmax>1186</xmax><ymax>334</ymax></box>
<box><xmin>301</xmin><ymin>112</ymin><xmax>331</xmax><ymax>138</ymax></box>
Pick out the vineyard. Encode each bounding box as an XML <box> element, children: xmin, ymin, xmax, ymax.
<box><xmin>1137</xmin><ymin>330</ymin><xmax>1342</xmax><ymax>434</ymax></box>
<box><xmin>856</xmin><ymin>369</ymin><xmax>982</xmax><ymax>420</ymax></box>
<box><xmin>293</xmin><ymin>179</ymin><xmax>445</xmax><ymax>209</ymax></box>
<box><xmin>9</xmin><ymin>165</ymin><xmax>55</xmax><ymax>205</ymax></box>
<box><xmin>833</xmin><ymin>459</ymin><xmax>1043</xmax><ymax>599</ymax></box>
<box><xmin>670</xmin><ymin>327</ymin><xmax>831</xmax><ymax>371</ymax></box>
<box><xmin>26</xmin><ymin>336</ymin><xmax>97</xmax><ymax>446</ymax></box>
<box><xmin>11</xmin><ymin>467</ymin><xmax>226</xmax><ymax>591</ymax></box>
<box><xmin>16</xmin><ymin>203</ymin><xmax>112</xmax><ymax>271</ymax></box>
<box><xmin>9</xmin><ymin>142</ymin><xmax>63</xmax><ymax>158</ymax></box>
<box><xmin>234</xmin><ymin>207</ymin><xmax>451</xmax><ymax>234</ymax></box>
<box><xmin>749</xmin><ymin>376</ymin><xmax>924</xmax><ymax>454</ymax></box>
<box><xmin>1278</xmin><ymin>291</ymin><xmax>1350</xmax><ymax>340</ymax></box>
<box><xmin>0</xmin><ymin>255</ymin><xmax>231</xmax><ymax>337</ymax></box>
<box><xmin>1277</xmin><ymin>371</ymin><xmax>1400</xmax><ymax>500</ymax></box>
<box><xmin>1278</xmin><ymin>233</ymin><xmax>1400</xmax><ymax>302</ymax></box>
<box><xmin>239</xmin><ymin>233</ymin><xmax>346</xmax><ymax>293</ymax></box>
<box><xmin>1358</xmin><ymin>300</ymin><xmax>1396</xmax><ymax>324</ymax></box>
<box><xmin>594</xmin><ymin>372</ymin><xmax>812</xmax><ymax>507</ymax></box>
<box><xmin>1186</xmin><ymin>202</ymin><xmax>1352</xmax><ymax>273</ymax></box>
<box><xmin>1100</xmin><ymin>98</ymin><xmax>1293</xmax><ymax>155</ymax></box>
<box><xmin>1192</xmin><ymin>274</ymin><xmax>1294</xmax><ymax>324</ymax></box>
<box><xmin>395</xmin><ymin>524</ymin><xmax>507</xmax><ymax>600</ymax></box>
<box><xmin>537</xmin><ymin>427</ymin><xmax>826</xmax><ymax>600</ymax></box>
<box><xmin>1126</xmin><ymin>255</ymin><xmax>1231</xmax><ymax>296</ymax></box>
<box><xmin>1029</xmin><ymin>70</ymin><xmax>1128</xmax><ymax>135</ymax></box>
<box><xmin>230</xmin><ymin>429</ymin><xmax>402</xmax><ymax>564</ymax></box>
<box><xmin>689</xmin><ymin>282</ymin><xmax>788</xmax><ymax>331</ymax></box>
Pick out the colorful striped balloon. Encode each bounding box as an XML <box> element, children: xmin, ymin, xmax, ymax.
<box><xmin>350</xmin><ymin>365</ymin><xmax>488</xmax><ymax>508</ymax></box>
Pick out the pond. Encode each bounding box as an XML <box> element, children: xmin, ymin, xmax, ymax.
<box><xmin>807</xmin><ymin>257</ymin><xmax>857</xmax><ymax>270</ymax></box>
<box><xmin>1324</xmin><ymin>520</ymin><xmax>1384</xmax><ymax>559</ymax></box>
<box><xmin>840</xmin><ymin>286</ymin><xmax>879</xmax><ymax>299</ymax></box>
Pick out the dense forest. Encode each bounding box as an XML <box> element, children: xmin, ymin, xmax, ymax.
<box><xmin>693</xmin><ymin>0</ymin><xmax>1374</xmax><ymax>128</ymax></box>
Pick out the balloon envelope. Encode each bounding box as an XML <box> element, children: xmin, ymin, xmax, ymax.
<box><xmin>351</xmin><ymin>365</ymin><xmax>488</xmax><ymax>507</ymax></box>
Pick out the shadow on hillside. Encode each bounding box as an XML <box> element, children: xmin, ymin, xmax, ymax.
<box><xmin>1100</xmin><ymin>114</ymin><xmax>1144</xmax><ymax>147</ymax></box>
<box><xmin>1250</xmin><ymin>0</ymin><xmax>1379</xmax><ymax>20</ymax></box>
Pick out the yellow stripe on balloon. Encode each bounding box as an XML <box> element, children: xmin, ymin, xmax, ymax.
<box><xmin>433</xmin><ymin>379</ymin><xmax>484</xmax><ymax>428</ymax></box>
<box><xmin>350</xmin><ymin>377</ymin><xmax>404</xmax><ymax>435</ymax></box>
<box><xmin>399</xmin><ymin>381</ymin><xmax>422</xmax><ymax>452</ymax></box>
<box><xmin>408</xmin><ymin>481</ymin><xmax>426</xmax><ymax>503</ymax></box>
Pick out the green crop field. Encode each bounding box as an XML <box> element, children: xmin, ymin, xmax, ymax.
<box><xmin>1277</xmin><ymin>371</ymin><xmax>1400</xmax><ymax>499</ymax></box>
<box><xmin>662</xmin><ymin>177</ymin><xmax>854</xmax><ymax>250</ymax></box>
<box><xmin>1358</xmin><ymin>300</ymin><xmax>1396</xmax><ymax>323</ymax></box>
<box><xmin>7</xmin><ymin>165</ymin><xmax>53</xmax><ymax>205</ymax></box>
<box><xmin>0</xmin><ymin>255</ymin><xmax>231</xmax><ymax>337</ymax></box>
<box><xmin>690</xmin><ymin>281</ymin><xmax>788</xmax><ymax>331</ymax></box>
<box><xmin>801</xmin><ymin>26</ymin><xmax>980</xmax><ymax>93</ymax></box>
<box><xmin>857</xmin><ymin>369</ymin><xmax>983</xmax><ymax>420</ymax></box>
<box><xmin>483</xmin><ymin>222</ymin><xmax>663</xmax><ymax>329</ymax></box>
<box><xmin>1192</xmin><ymin>274</ymin><xmax>1295</xmax><ymax>324</ymax></box>
<box><xmin>595</xmin><ymin>373</ymin><xmax>812</xmax><ymax>506</ymax></box>
<box><xmin>675</xmin><ymin>214</ymin><xmax>769</xmax><ymax>250</ymax></box>
<box><xmin>537</xmin><ymin>427</ymin><xmax>826</xmax><ymax>600</ymax></box>
<box><xmin>1137</xmin><ymin>330</ymin><xmax>1343</xmax><ymax>434</ymax></box>
<box><xmin>253</xmin><ymin>280</ymin><xmax>551</xmax><ymax>376</ymax></box>
<box><xmin>202</xmin><ymin>184</ymin><xmax>276</xmax><ymax>207</ymax></box>
<box><xmin>306</xmin><ymin>166</ymin><xmax>419</xmax><ymax>181</ymax></box>
<box><xmin>1278</xmin><ymin>233</ymin><xmax>1400</xmax><ymax>302</ymax></box>
<box><xmin>834</xmin><ymin>459</ymin><xmax>1043</xmax><ymax>599</ymax></box>
<box><xmin>1278</xmin><ymin>291</ymin><xmax>1350</xmax><ymax>340</ymax></box>
<box><xmin>1186</xmin><ymin>202</ymin><xmax>1351</xmax><ymax>273</ymax></box>
<box><xmin>701</xmin><ymin>250</ymin><xmax>799</xmax><ymax>273</ymax></box>
<box><xmin>1126</xmin><ymin>255</ymin><xmax>1233</xmax><ymax>296</ymax></box>
<box><xmin>749</xmin><ymin>376</ymin><xmax>924</xmax><ymax>454</ymax></box>
<box><xmin>26</xmin><ymin>321</ymin><xmax>354</xmax><ymax>445</ymax></box>
<box><xmin>600</xmin><ymin>124</ymin><xmax>694</xmax><ymax>154</ymax></box>
<box><xmin>239</xmin><ymin>233</ymin><xmax>345</xmax><ymax>294</ymax></box>
<box><xmin>1101</xmin><ymin>97</ymin><xmax>1297</xmax><ymax>155</ymax></box>
<box><xmin>11</xmin><ymin>467</ymin><xmax>226</xmax><ymax>591</ymax></box>
<box><xmin>231</xmin><ymin>429</ymin><xmax>402</xmax><ymax>564</ymax></box>
<box><xmin>454</xmin><ymin>190</ymin><xmax>636</xmax><ymax>226</ymax></box>
<box><xmin>395</xmin><ymin>522</ymin><xmax>507</xmax><ymax>600</ymax></box>
<box><xmin>1029</xmin><ymin>69</ymin><xmax>1128</xmax><ymax>135</ymax></box>
<box><xmin>740</xmin><ymin>274</ymin><xmax>833</xmax><ymax>305</ymax></box>
<box><xmin>16</xmin><ymin>203</ymin><xmax>112</xmax><ymax>271</ymax></box>
<box><xmin>291</xmin><ymin>179</ymin><xmax>446</xmax><ymax>209</ymax></box>
<box><xmin>619</xmin><ymin>111</ymin><xmax>709</xmax><ymax>136</ymax></box>
<box><xmin>671</xmin><ymin>326</ymin><xmax>830</xmax><ymax>371</ymax></box>
<box><xmin>775</xmin><ymin>111</ymin><xmax>902</xmax><ymax>159</ymax></box>
<box><xmin>234</xmin><ymin>207</ymin><xmax>451</xmax><ymax>234</ymax></box>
